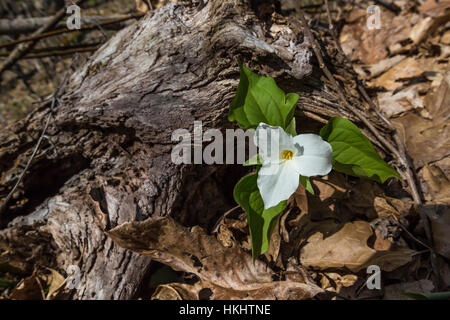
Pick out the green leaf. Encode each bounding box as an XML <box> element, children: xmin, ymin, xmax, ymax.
<box><xmin>300</xmin><ymin>175</ymin><xmax>314</xmax><ymax>194</ymax></box>
<box><xmin>0</xmin><ymin>278</ymin><xmax>16</xmax><ymax>288</ymax></box>
<box><xmin>233</xmin><ymin>174</ymin><xmax>286</xmax><ymax>259</ymax></box>
<box><xmin>320</xmin><ymin>117</ymin><xmax>401</xmax><ymax>183</ymax></box>
<box><xmin>229</xmin><ymin>64</ymin><xmax>299</xmax><ymax>130</ymax></box>
<box><xmin>285</xmin><ymin>117</ymin><xmax>297</xmax><ymax>136</ymax></box>
<box><xmin>243</xmin><ymin>154</ymin><xmax>262</xmax><ymax>166</ymax></box>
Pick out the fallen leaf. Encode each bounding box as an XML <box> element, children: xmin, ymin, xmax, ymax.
<box><xmin>108</xmin><ymin>216</ymin><xmax>322</xmax><ymax>300</ymax></box>
<box><xmin>299</xmin><ymin>221</ymin><xmax>415</xmax><ymax>272</ymax></box>
<box><xmin>419</xmin><ymin>165</ymin><xmax>450</xmax><ymax>203</ymax></box>
<box><xmin>369</xmin><ymin>57</ymin><xmax>427</xmax><ymax>91</ymax></box>
<box><xmin>8</xmin><ymin>276</ymin><xmax>43</xmax><ymax>300</ymax></box>
<box><xmin>418</xmin><ymin>0</ymin><xmax>450</xmax><ymax>18</ymax></box>
<box><xmin>45</xmin><ymin>268</ymin><xmax>66</xmax><ymax>300</ymax></box>
<box><xmin>421</xmin><ymin>203</ymin><xmax>450</xmax><ymax>259</ymax></box>
<box><xmin>377</xmin><ymin>84</ymin><xmax>426</xmax><ymax>117</ymax></box>
<box><xmin>339</xmin><ymin>9</ymin><xmax>417</xmax><ymax>64</ymax></box>
<box><xmin>393</xmin><ymin>113</ymin><xmax>449</xmax><ymax>169</ymax></box>
<box><xmin>373</xmin><ymin>196</ymin><xmax>413</xmax><ymax>218</ymax></box>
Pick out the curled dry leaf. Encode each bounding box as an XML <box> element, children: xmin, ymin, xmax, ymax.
<box><xmin>320</xmin><ymin>273</ymin><xmax>358</xmax><ymax>293</ymax></box>
<box><xmin>299</xmin><ymin>221</ymin><xmax>416</xmax><ymax>272</ymax></box>
<box><xmin>107</xmin><ymin>216</ymin><xmax>323</xmax><ymax>300</ymax></box>
<box><xmin>373</xmin><ymin>196</ymin><xmax>413</xmax><ymax>219</ymax></box>
<box><xmin>152</xmin><ymin>279</ymin><xmax>322</xmax><ymax>300</ymax></box>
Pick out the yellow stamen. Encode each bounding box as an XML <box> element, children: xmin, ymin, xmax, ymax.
<box><xmin>281</xmin><ymin>150</ymin><xmax>293</xmax><ymax>160</ymax></box>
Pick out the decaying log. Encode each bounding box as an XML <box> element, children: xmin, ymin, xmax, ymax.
<box><xmin>0</xmin><ymin>0</ymin><xmax>396</xmax><ymax>299</ymax></box>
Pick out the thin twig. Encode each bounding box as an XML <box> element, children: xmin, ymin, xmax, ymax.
<box><xmin>0</xmin><ymin>45</ymin><xmax>100</xmax><ymax>59</ymax></box>
<box><xmin>0</xmin><ymin>105</ymin><xmax>52</xmax><ymax>216</ymax></box>
<box><xmin>0</xmin><ymin>13</ymin><xmax>145</xmax><ymax>50</ymax></box>
<box><xmin>0</xmin><ymin>62</ymin><xmax>72</xmax><ymax>217</ymax></box>
<box><xmin>0</xmin><ymin>15</ymin><xmax>134</xmax><ymax>35</ymax></box>
<box><xmin>0</xmin><ymin>0</ymin><xmax>86</xmax><ymax>77</ymax></box>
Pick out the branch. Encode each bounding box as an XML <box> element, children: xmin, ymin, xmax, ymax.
<box><xmin>0</xmin><ymin>13</ymin><xmax>145</xmax><ymax>50</ymax></box>
<box><xmin>0</xmin><ymin>15</ymin><xmax>133</xmax><ymax>35</ymax></box>
<box><xmin>0</xmin><ymin>0</ymin><xmax>86</xmax><ymax>78</ymax></box>
<box><xmin>0</xmin><ymin>44</ymin><xmax>100</xmax><ymax>59</ymax></box>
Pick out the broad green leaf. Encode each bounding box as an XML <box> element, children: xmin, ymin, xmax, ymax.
<box><xmin>243</xmin><ymin>154</ymin><xmax>262</xmax><ymax>166</ymax></box>
<box><xmin>233</xmin><ymin>174</ymin><xmax>286</xmax><ymax>259</ymax></box>
<box><xmin>229</xmin><ymin>64</ymin><xmax>299</xmax><ymax>130</ymax></box>
<box><xmin>320</xmin><ymin>117</ymin><xmax>400</xmax><ymax>183</ymax></box>
<box><xmin>300</xmin><ymin>175</ymin><xmax>314</xmax><ymax>194</ymax></box>
<box><xmin>285</xmin><ymin>117</ymin><xmax>297</xmax><ymax>136</ymax></box>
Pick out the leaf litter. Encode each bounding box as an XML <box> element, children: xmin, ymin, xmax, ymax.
<box><xmin>3</xmin><ymin>0</ymin><xmax>449</xmax><ymax>301</ymax></box>
<box><xmin>120</xmin><ymin>1</ymin><xmax>450</xmax><ymax>300</ymax></box>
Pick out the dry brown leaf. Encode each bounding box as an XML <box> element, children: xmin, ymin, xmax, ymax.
<box><xmin>354</xmin><ymin>55</ymin><xmax>406</xmax><ymax>79</ymax></box>
<box><xmin>136</xmin><ymin>0</ymin><xmax>150</xmax><ymax>13</ymax></box>
<box><xmin>340</xmin><ymin>9</ymin><xmax>419</xmax><ymax>64</ymax></box>
<box><xmin>393</xmin><ymin>113</ymin><xmax>449</xmax><ymax>169</ymax></box>
<box><xmin>323</xmin><ymin>273</ymin><xmax>358</xmax><ymax>293</ymax></box>
<box><xmin>152</xmin><ymin>284</ymin><xmax>184</xmax><ymax>300</ymax></box>
<box><xmin>108</xmin><ymin>216</ymin><xmax>322</xmax><ymax>300</ymax></box>
<box><xmin>431</xmin><ymin>208</ymin><xmax>450</xmax><ymax>259</ymax></box>
<box><xmin>373</xmin><ymin>228</ymin><xmax>393</xmax><ymax>251</ymax></box>
<box><xmin>424</xmin><ymin>70</ymin><xmax>450</xmax><ymax>120</ymax></box>
<box><xmin>420</xmin><ymin>203</ymin><xmax>450</xmax><ymax>259</ymax></box>
<box><xmin>299</xmin><ymin>221</ymin><xmax>415</xmax><ymax>272</ymax></box>
<box><xmin>45</xmin><ymin>268</ymin><xmax>66</xmax><ymax>300</ymax></box>
<box><xmin>418</xmin><ymin>0</ymin><xmax>450</xmax><ymax>17</ymax></box>
<box><xmin>8</xmin><ymin>276</ymin><xmax>43</xmax><ymax>300</ymax></box>
<box><xmin>377</xmin><ymin>84</ymin><xmax>426</xmax><ymax>117</ymax></box>
<box><xmin>343</xmin><ymin>180</ymin><xmax>384</xmax><ymax>220</ymax></box>
<box><xmin>370</xmin><ymin>58</ymin><xmax>426</xmax><ymax>91</ymax></box>
<box><xmin>152</xmin><ymin>278</ymin><xmax>322</xmax><ymax>300</ymax></box>
<box><xmin>419</xmin><ymin>165</ymin><xmax>450</xmax><ymax>203</ymax></box>
<box><xmin>136</xmin><ymin>0</ymin><xmax>167</xmax><ymax>13</ymax></box>
<box><xmin>442</xmin><ymin>30</ymin><xmax>450</xmax><ymax>45</ymax></box>
<box><xmin>373</xmin><ymin>196</ymin><xmax>413</xmax><ymax>218</ymax></box>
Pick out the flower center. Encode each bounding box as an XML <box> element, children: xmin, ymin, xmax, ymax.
<box><xmin>281</xmin><ymin>150</ymin><xmax>294</xmax><ymax>160</ymax></box>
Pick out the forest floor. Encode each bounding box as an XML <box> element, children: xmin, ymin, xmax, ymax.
<box><xmin>0</xmin><ymin>0</ymin><xmax>449</xmax><ymax>300</ymax></box>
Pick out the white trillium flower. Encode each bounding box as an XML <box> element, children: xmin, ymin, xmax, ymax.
<box><xmin>254</xmin><ymin>123</ymin><xmax>333</xmax><ymax>210</ymax></box>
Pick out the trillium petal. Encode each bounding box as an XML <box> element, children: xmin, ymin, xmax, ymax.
<box><xmin>291</xmin><ymin>155</ymin><xmax>332</xmax><ymax>177</ymax></box>
<box><xmin>292</xmin><ymin>134</ymin><xmax>333</xmax><ymax>158</ymax></box>
<box><xmin>291</xmin><ymin>134</ymin><xmax>332</xmax><ymax>177</ymax></box>
<box><xmin>257</xmin><ymin>161</ymin><xmax>300</xmax><ymax>210</ymax></box>
<box><xmin>254</xmin><ymin>123</ymin><xmax>296</xmax><ymax>164</ymax></box>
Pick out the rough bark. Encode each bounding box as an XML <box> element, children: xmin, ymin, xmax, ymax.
<box><xmin>0</xmin><ymin>0</ymin><xmax>395</xmax><ymax>299</ymax></box>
